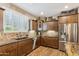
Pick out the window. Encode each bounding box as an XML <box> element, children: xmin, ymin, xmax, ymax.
<box><xmin>3</xmin><ymin>9</ymin><xmax>29</xmax><ymax>33</ymax></box>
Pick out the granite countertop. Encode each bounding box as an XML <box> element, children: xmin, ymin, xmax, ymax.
<box><xmin>0</xmin><ymin>37</ymin><xmax>31</xmax><ymax>46</ymax></box>
<box><xmin>65</xmin><ymin>42</ymin><xmax>79</xmax><ymax>56</ymax></box>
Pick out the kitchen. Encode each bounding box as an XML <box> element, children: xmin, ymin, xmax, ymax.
<box><xmin>0</xmin><ymin>3</ymin><xmax>79</xmax><ymax>56</ymax></box>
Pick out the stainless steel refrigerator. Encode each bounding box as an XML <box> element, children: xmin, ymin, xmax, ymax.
<box><xmin>59</xmin><ymin>23</ymin><xmax>78</xmax><ymax>51</ymax></box>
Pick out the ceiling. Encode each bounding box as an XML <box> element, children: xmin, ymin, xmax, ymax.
<box><xmin>14</xmin><ymin>3</ymin><xmax>79</xmax><ymax>17</ymax></box>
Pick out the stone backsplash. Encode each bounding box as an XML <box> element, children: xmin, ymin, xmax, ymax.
<box><xmin>0</xmin><ymin>32</ymin><xmax>28</xmax><ymax>41</ymax></box>
<box><xmin>41</xmin><ymin>30</ymin><xmax>58</xmax><ymax>37</ymax></box>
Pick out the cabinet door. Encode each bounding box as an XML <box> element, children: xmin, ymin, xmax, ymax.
<box><xmin>32</xmin><ymin>20</ymin><xmax>38</xmax><ymax>30</ymax></box>
<box><xmin>41</xmin><ymin>37</ymin><xmax>59</xmax><ymax>49</ymax></box>
<box><xmin>5</xmin><ymin>43</ymin><xmax>18</xmax><ymax>56</ymax></box>
<box><xmin>47</xmin><ymin>21</ymin><xmax>58</xmax><ymax>31</ymax></box>
<box><xmin>67</xmin><ymin>15</ymin><xmax>77</xmax><ymax>23</ymax></box>
<box><xmin>0</xmin><ymin>46</ymin><xmax>9</xmax><ymax>56</ymax></box>
<box><xmin>0</xmin><ymin>43</ymin><xmax>17</xmax><ymax>56</ymax></box>
<box><xmin>18</xmin><ymin>39</ymin><xmax>33</xmax><ymax>56</ymax></box>
<box><xmin>0</xmin><ymin>9</ymin><xmax>4</xmax><ymax>31</ymax></box>
<box><xmin>59</xmin><ymin>16</ymin><xmax>67</xmax><ymax>24</ymax></box>
<box><xmin>59</xmin><ymin>15</ymin><xmax>78</xmax><ymax>24</ymax></box>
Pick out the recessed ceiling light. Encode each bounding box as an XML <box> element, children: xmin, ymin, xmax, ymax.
<box><xmin>40</xmin><ymin>12</ymin><xmax>44</xmax><ymax>15</ymax></box>
<box><xmin>65</xmin><ymin>5</ymin><xmax>68</xmax><ymax>9</ymax></box>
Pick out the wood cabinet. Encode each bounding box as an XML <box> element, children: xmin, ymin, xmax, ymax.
<box><xmin>0</xmin><ymin>38</ymin><xmax>33</xmax><ymax>56</ymax></box>
<box><xmin>47</xmin><ymin>21</ymin><xmax>58</xmax><ymax>31</ymax></box>
<box><xmin>0</xmin><ymin>46</ymin><xmax>9</xmax><ymax>56</ymax></box>
<box><xmin>5</xmin><ymin>43</ymin><xmax>17</xmax><ymax>56</ymax></box>
<box><xmin>59</xmin><ymin>16</ymin><xmax>67</xmax><ymax>24</ymax></box>
<box><xmin>59</xmin><ymin>14</ymin><xmax>78</xmax><ymax>24</ymax></box>
<box><xmin>18</xmin><ymin>39</ymin><xmax>33</xmax><ymax>56</ymax></box>
<box><xmin>0</xmin><ymin>8</ymin><xmax>4</xmax><ymax>32</ymax></box>
<box><xmin>32</xmin><ymin>20</ymin><xmax>38</xmax><ymax>30</ymax></box>
<box><xmin>41</xmin><ymin>37</ymin><xmax>59</xmax><ymax>49</ymax></box>
<box><xmin>0</xmin><ymin>43</ymin><xmax>17</xmax><ymax>56</ymax></box>
<box><xmin>66</xmin><ymin>15</ymin><xmax>78</xmax><ymax>23</ymax></box>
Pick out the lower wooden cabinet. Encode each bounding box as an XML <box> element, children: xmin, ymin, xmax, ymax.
<box><xmin>6</xmin><ymin>43</ymin><xmax>17</xmax><ymax>56</ymax></box>
<box><xmin>41</xmin><ymin>37</ymin><xmax>59</xmax><ymax>49</ymax></box>
<box><xmin>0</xmin><ymin>46</ymin><xmax>9</xmax><ymax>56</ymax></box>
<box><xmin>0</xmin><ymin>38</ymin><xmax>33</xmax><ymax>56</ymax></box>
<box><xmin>0</xmin><ymin>43</ymin><xmax>17</xmax><ymax>56</ymax></box>
<box><xmin>18</xmin><ymin>39</ymin><xmax>33</xmax><ymax>56</ymax></box>
<box><xmin>0</xmin><ymin>37</ymin><xmax>59</xmax><ymax>56</ymax></box>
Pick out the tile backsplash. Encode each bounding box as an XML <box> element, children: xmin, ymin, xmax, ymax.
<box><xmin>42</xmin><ymin>30</ymin><xmax>58</xmax><ymax>37</ymax></box>
<box><xmin>0</xmin><ymin>32</ymin><xmax>28</xmax><ymax>41</ymax></box>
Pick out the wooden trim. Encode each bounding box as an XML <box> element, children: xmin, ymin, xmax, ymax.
<box><xmin>58</xmin><ymin>13</ymin><xmax>79</xmax><ymax>17</ymax></box>
<box><xmin>59</xmin><ymin>7</ymin><xmax>78</xmax><ymax>17</ymax></box>
<box><xmin>44</xmin><ymin>20</ymin><xmax>58</xmax><ymax>22</ymax></box>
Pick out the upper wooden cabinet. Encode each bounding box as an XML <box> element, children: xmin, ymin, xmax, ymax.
<box><xmin>58</xmin><ymin>16</ymin><xmax>67</xmax><ymax>24</ymax></box>
<box><xmin>59</xmin><ymin>14</ymin><xmax>78</xmax><ymax>24</ymax></box>
<box><xmin>32</xmin><ymin>20</ymin><xmax>38</xmax><ymax>30</ymax></box>
<box><xmin>47</xmin><ymin>21</ymin><xmax>58</xmax><ymax>31</ymax></box>
<box><xmin>0</xmin><ymin>9</ymin><xmax>4</xmax><ymax>32</ymax></box>
<box><xmin>67</xmin><ymin>15</ymin><xmax>78</xmax><ymax>23</ymax></box>
<box><xmin>78</xmin><ymin>14</ymin><xmax>79</xmax><ymax>23</ymax></box>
